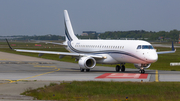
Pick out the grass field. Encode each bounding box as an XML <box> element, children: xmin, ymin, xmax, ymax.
<box><xmin>21</xmin><ymin>81</ymin><xmax>180</xmax><ymax>101</ymax></box>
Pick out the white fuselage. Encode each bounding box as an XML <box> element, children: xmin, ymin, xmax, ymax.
<box><xmin>66</xmin><ymin>40</ymin><xmax>158</xmax><ymax>64</ymax></box>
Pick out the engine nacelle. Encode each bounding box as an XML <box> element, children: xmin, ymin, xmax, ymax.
<box><xmin>78</xmin><ymin>57</ymin><xmax>96</xmax><ymax>69</ymax></box>
<box><xmin>134</xmin><ymin>63</ymin><xmax>151</xmax><ymax>69</ymax></box>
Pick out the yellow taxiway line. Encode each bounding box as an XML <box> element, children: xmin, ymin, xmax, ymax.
<box><xmin>1</xmin><ymin>65</ymin><xmax>60</xmax><ymax>84</ymax></box>
<box><xmin>155</xmin><ymin>70</ymin><xmax>159</xmax><ymax>82</ymax></box>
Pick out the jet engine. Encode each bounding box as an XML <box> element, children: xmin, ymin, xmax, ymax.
<box><xmin>78</xmin><ymin>57</ymin><xmax>96</xmax><ymax>69</ymax></box>
<box><xmin>134</xmin><ymin>63</ymin><xmax>151</xmax><ymax>69</ymax></box>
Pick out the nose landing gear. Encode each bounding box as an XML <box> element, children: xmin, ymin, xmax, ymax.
<box><xmin>139</xmin><ymin>68</ymin><xmax>145</xmax><ymax>74</ymax></box>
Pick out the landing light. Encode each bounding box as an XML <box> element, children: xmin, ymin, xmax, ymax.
<box><xmin>103</xmin><ymin>56</ymin><xmax>107</xmax><ymax>59</ymax></box>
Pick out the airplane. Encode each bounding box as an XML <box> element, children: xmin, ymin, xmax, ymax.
<box><xmin>6</xmin><ymin>10</ymin><xmax>176</xmax><ymax>73</ymax></box>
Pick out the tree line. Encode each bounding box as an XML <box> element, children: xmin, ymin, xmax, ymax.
<box><xmin>99</xmin><ymin>30</ymin><xmax>179</xmax><ymax>41</ymax></box>
<box><xmin>9</xmin><ymin>29</ymin><xmax>179</xmax><ymax>42</ymax></box>
<box><xmin>14</xmin><ymin>35</ymin><xmax>65</xmax><ymax>41</ymax></box>
<box><xmin>78</xmin><ymin>29</ymin><xmax>179</xmax><ymax>42</ymax></box>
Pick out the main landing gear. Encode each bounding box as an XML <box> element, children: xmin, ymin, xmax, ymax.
<box><xmin>115</xmin><ymin>64</ymin><xmax>125</xmax><ymax>72</ymax></box>
<box><xmin>80</xmin><ymin>68</ymin><xmax>90</xmax><ymax>72</ymax></box>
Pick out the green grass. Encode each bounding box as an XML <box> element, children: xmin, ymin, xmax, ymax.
<box><xmin>0</xmin><ymin>41</ymin><xmax>180</xmax><ymax>71</ymax></box>
<box><xmin>21</xmin><ymin>81</ymin><xmax>180</xmax><ymax>101</ymax></box>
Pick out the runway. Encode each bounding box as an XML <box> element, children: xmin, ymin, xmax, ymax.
<box><xmin>0</xmin><ymin>51</ymin><xmax>180</xmax><ymax>100</ymax></box>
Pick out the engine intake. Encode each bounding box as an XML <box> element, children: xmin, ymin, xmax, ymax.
<box><xmin>78</xmin><ymin>57</ymin><xmax>96</xmax><ymax>69</ymax></box>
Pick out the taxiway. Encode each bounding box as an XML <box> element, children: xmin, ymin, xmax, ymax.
<box><xmin>0</xmin><ymin>51</ymin><xmax>180</xmax><ymax>100</ymax></box>
<box><xmin>0</xmin><ymin>51</ymin><xmax>180</xmax><ymax>82</ymax></box>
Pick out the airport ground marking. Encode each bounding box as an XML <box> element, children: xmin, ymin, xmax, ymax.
<box><xmin>0</xmin><ymin>59</ymin><xmax>9</xmax><ymax>61</ymax></box>
<box><xmin>0</xmin><ymin>79</ymin><xmax>12</xmax><ymax>85</ymax></box>
<box><xmin>1</xmin><ymin>66</ymin><xmax>60</xmax><ymax>84</ymax></box>
<box><xmin>15</xmin><ymin>67</ymin><xmax>60</xmax><ymax>83</ymax></box>
<box><xmin>96</xmin><ymin>73</ymin><xmax>148</xmax><ymax>79</ymax></box>
<box><xmin>155</xmin><ymin>70</ymin><xmax>159</xmax><ymax>82</ymax></box>
<box><xmin>5</xmin><ymin>79</ymin><xmax>15</xmax><ymax>83</ymax></box>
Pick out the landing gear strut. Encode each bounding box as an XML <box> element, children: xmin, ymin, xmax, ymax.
<box><xmin>115</xmin><ymin>64</ymin><xmax>125</xmax><ymax>72</ymax></box>
<box><xmin>139</xmin><ymin>69</ymin><xmax>145</xmax><ymax>74</ymax></box>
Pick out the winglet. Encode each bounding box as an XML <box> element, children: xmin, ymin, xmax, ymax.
<box><xmin>172</xmin><ymin>41</ymin><xmax>175</xmax><ymax>51</ymax></box>
<box><xmin>5</xmin><ymin>39</ymin><xmax>14</xmax><ymax>50</ymax></box>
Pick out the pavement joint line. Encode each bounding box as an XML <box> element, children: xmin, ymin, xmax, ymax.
<box><xmin>0</xmin><ymin>61</ymin><xmax>55</xmax><ymax>64</ymax></box>
<box><xmin>63</xmin><ymin>68</ymin><xmax>78</xmax><ymax>71</ymax></box>
<box><xmin>155</xmin><ymin>70</ymin><xmax>159</xmax><ymax>82</ymax></box>
<box><xmin>33</xmin><ymin>65</ymin><xmax>57</xmax><ymax>67</ymax></box>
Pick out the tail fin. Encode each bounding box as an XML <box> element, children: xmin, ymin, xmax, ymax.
<box><xmin>172</xmin><ymin>41</ymin><xmax>175</xmax><ymax>51</ymax></box>
<box><xmin>64</xmin><ymin>10</ymin><xmax>78</xmax><ymax>41</ymax></box>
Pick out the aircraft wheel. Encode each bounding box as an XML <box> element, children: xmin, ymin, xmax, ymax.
<box><xmin>86</xmin><ymin>69</ymin><xmax>90</xmax><ymax>72</ymax></box>
<box><xmin>121</xmin><ymin>65</ymin><xmax>125</xmax><ymax>72</ymax></box>
<box><xmin>139</xmin><ymin>69</ymin><xmax>145</xmax><ymax>74</ymax></box>
<box><xmin>80</xmin><ymin>68</ymin><xmax>84</xmax><ymax>72</ymax></box>
<box><xmin>115</xmin><ymin>65</ymin><xmax>120</xmax><ymax>72</ymax></box>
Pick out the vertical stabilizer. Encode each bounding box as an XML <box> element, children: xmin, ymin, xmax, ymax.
<box><xmin>64</xmin><ymin>10</ymin><xmax>78</xmax><ymax>41</ymax></box>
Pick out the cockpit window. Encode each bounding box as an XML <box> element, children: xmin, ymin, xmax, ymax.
<box><xmin>137</xmin><ymin>45</ymin><xmax>154</xmax><ymax>49</ymax></box>
<box><xmin>142</xmin><ymin>45</ymin><xmax>154</xmax><ymax>49</ymax></box>
<box><xmin>137</xmin><ymin>45</ymin><xmax>141</xmax><ymax>49</ymax></box>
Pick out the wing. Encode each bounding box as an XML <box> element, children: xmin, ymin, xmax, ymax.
<box><xmin>156</xmin><ymin>42</ymin><xmax>176</xmax><ymax>54</ymax></box>
<box><xmin>14</xmin><ymin>49</ymin><xmax>105</xmax><ymax>58</ymax></box>
<box><xmin>157</xmin><ymin>50</ymin><xmax>175</xmax><ymax>54</ymax></box>
<box><xmin>6</xmin><ymin>39</ymin><xmax>105</xmax><ymax>59</ymax></box>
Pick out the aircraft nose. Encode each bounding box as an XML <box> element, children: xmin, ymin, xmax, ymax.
<box><xmin>147</xmin><ymin>53</ymin><xmax>158</xmax><ymax>63</ymax></box>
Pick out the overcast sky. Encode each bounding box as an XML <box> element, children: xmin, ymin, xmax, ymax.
<box><xmin>0</xmin><ymin>0</ymin><xmax>180</xmax><ymax>36</ymax></box>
